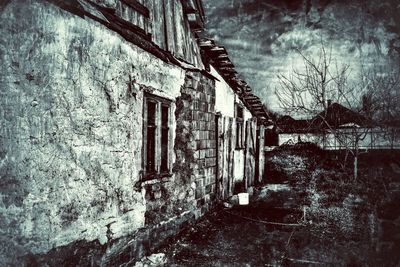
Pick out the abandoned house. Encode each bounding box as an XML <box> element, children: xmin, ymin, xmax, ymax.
<box><xmin>274</xmin><ymin>102</ymin><xmax>400</xmax><ymax>150</ymax></box>
<box><xmin>0</xmin><ymin>0</ymin><xmax>271</xmax><ymax>265</ymax></box>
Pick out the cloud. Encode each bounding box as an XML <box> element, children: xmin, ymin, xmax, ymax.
<box><xmin>202</xmin><ymin>0</ymin><xmax>400</xmax><ymax>113</ymax></box>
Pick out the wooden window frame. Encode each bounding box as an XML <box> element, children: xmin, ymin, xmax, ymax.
<box><xmin>143</xmin><ymin>93</ymin><xmax>172</xmax><ymax>179</ymax></box>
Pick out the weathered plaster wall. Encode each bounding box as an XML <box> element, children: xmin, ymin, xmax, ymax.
<box><xmin>234</xmin><ymin>94</ymin><xmax>253</xmax><ymax>190</ymax></box>
<box><xmin>212</xmin><ymin>66</ymin><xmax>235</xmax><ymax>117</ymax></box>
<box><xmin>258</xmin><ymin>125</ymin><xmax>266</xmax><ymax>184</ymax></box>
<box><xmin>212</xmin><ymin>65</ymin><xmax>257</xmax><ymax>194</ymax></box>
<box><xmin>0</xmin><ymin>1</ymin><xmax>186</xmax><ymax>264</ymax></box>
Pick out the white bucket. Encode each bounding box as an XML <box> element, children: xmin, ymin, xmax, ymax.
<box><xmin>238</xmin><ymin>193</ymin><xmax>249</xmax><ymax>205</ymax></box>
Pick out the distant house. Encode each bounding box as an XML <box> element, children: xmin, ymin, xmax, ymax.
<box><xmin>275</xmin><ymin>102</ymin><xmax>400</xmax><ymax>150</ymax></box>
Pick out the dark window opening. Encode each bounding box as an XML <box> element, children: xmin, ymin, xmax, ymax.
<box><xmin>146</xmin><ymin>101</ymin><xmax>157</xmax><ymax>173</ymax></box>
<box><xmin>236</xmin><ymin>105</ymin><xmax>243</xmax><ymax>119</ymax></box>
<box><xmin>160</xmin><ymin>105</ymin><xmax>169</xmax><ymax>172</ymax></box>
<box><xmin>143</xmin><ymin>94</ymin><xmax>171</xmax><ymax>179</ymax></box>
<box><xmin>236</xmin><ymin>105</ymin><xmax>244</xmax><ymax>149</ymax></box>
<box><xmin>264</xmin><ymin>128</ymin><xmax>279</xmax><ymax>146</ymax></box>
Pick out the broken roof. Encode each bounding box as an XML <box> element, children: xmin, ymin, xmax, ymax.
<box><xmin>199</xmin><ymin>38</ymin><xmax>271</xmax><ymax>121</ymax></box>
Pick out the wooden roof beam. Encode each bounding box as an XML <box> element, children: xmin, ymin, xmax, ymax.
<box><xmin>251</xmin><ymin>105</ymin><xmax>265</xmax><ymax>110</ymax></box>
<box><xmin>219</xmin><ymin>67</ymin><xmax>236</xmax><ymax>72</ymax></box>
<box><xmin>215</xmin><ymin>60</ymin><xmax>234</xmax><ymax>67</ymax></box>
<box><xmin>244</xmin><ymin>96</ymin><xmax>259</xmax><ymax>101</ymax></box>
<box><xmin>208</xmin><ymin>47</ymin><xmax>227</xmax><ymax>55</ymax></box>
<box><xmin>244</xmin><ymin>86</ymin><xmax>252</xmax><ymax>92</ymax></box>
<box><xmin>210</xmin><ymin>46</ymin><xmax>225</xmax><ymax>52</ymax></box>
<box><xmin>216</xmin><ymin>54</ymin><xmax>229</xmax><ymax>59</ymax></box>
<box><xmin>199</xmin><ymin>39</ymin><xmax>214</xmax><ymax>48</ymax></box>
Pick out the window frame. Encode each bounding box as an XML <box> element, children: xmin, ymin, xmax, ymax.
<box><xmin>235</xmin><ymin>104</ymin><xmax>244</xmax><ymax>150</ymax></box>
<box><xmin>264</xmin><ymin>128</ymin><xmax>279</xmax><ymax>146</ymax></box>
<box><xmin>143</xmin><ymin>93</ymin><xmax>172</xmax><ymax>179</ymax></box>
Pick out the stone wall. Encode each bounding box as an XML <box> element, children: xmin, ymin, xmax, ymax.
<box><xmin>0</xmin><ymin>2</ymin><xmax>262</xmax><ymax>266</ymax></box>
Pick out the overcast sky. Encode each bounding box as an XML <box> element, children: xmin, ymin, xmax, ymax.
<box><xmin>202</xmin><ymin>0</ymin><xmax>400</xmax><ymax>112</ymax></box>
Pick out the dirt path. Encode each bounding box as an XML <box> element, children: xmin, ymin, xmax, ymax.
<box><xmin>150</xmin><ymin>186</ymin><xmax>399</xmax><ymax>266</ymax></box>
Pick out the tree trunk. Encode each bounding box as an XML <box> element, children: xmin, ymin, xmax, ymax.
<box><xmin>354</xmin><ymin>155</ymin><xmax>358</xmax><ymax>181</ymax></box>
<box><xmin>354</xmin><ymin>137</ymin><xmax>359</xmax><ymax>181</ymax></box>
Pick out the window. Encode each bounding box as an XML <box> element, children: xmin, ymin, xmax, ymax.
<box><xmin>236</xmin><ymin>105</ymin><xmax>244</xmax><ymax>149</ymax></box>
<box><xmin>160</xmin><ymin>104</ymin><xmax>169</xmax><ymax>172</ymax></box>
<box><xmin>265</xmin><ymin>128</ymin><xmax>279</xmax><ymax>146</ymax></box>
<box><xmin>143</xmin><ymin>94</ymin><xmax>171</xmax><ymax>177</ymax></box>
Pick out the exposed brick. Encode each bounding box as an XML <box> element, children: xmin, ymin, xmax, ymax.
<box><xmin>193</xmin><ymin>121</ymin><xmax>199</xmax><ymax>130</ymax></box>
<box><xmin>195</xmin><ymin>187</ymin><xmax>205</xmax><ymax>199</ymax></box>
<box><xmin>197</xmin><ymin>159</ymin><xmax>205</xmax><ymax>168</ymax></box>
<box><xmin>197</xmin><ymin>84</ymin><xmax>204</xmax><ymax>92</ymax></box>
<box><xmin>198</xmin><ymin>112</ymin><xmax>204</xmax><ymax>121</ymax></box>
<box><xmin>190</xmin><ymin>162</ymin><xmax>198</xmax><ymax>170</ymax></box>
<box><xmin>199</xmin><ymin>150</ymin><xmax>206</xmax><ymax>159</ymax></box>
<box><xmin>197</xmin><ymin>197</ymin><xmax>205</xmax><ymax>207</ymax></box>
<box><xmin>196</xmin><ymin>140</ymin><xmax>201</xmax><ymax>150</ymax></box>
<box><xmin>193</xmin><ymin>100</ymin><xmax>199</xmax><ymax>110</ymax></box>
<box><xmin>209</xmin><ymin>140</ymin><xmax>216</xmax><ymax>148</ymax></box>
<box><xmin>204</xmin><ymin>194</ymin><xmax>211</xmax><ymax>203</ymax></box>
<box><xmin>195</xmin><ymin>178</ymin><xmax>204</xmax><ymax>188</ymax></box>
<box><xmin>192</xmin><ymin>111</ymin><xmax>198</xmax><ymax>121</ymax></box>
<box><xmin>205</xmin><ymin>184</ymin><xmax>212</xmax><ymax>194</ymax></box>
<box><xmin>198</xmin><ymin>168</ymin><xmax>205</xmax><ymax>175</ymax></box>
<box><xmin>193</xmin><ymin>131</ymin><xmax>199</xmax><ymax>140</ymax></box>
<box><xmin>199</xmin><ymin>121</ymin><xmax>205</xmax><ymax>130</ymax></box>
<box><xmin>199</xmin><ymin>92</ymin><xmax>206</xmax><ymax>101</ymax></box>
<box><xmin>210</xmin><ymin>166</ymin><xmax>215</xmax><ymax>175</ymax></box>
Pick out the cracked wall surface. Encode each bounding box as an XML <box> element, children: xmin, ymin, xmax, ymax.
<box><xmin>0</xmin><ymin>1</ymin><xmax>185</xmax><ymax>264</ymax></box>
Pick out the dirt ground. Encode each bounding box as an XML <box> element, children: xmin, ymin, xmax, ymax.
<box><xmin>149</xmin><ymin>146</ymin><xmax>400</xmax><ymax>266</ymax></box>
<box><xmin>156</xmin><ymin>194</ymin><xmax>389</xmax><ymax>266</ymax></box>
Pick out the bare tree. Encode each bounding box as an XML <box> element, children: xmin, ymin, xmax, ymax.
<box><xmin>275</xmin><ymin>43</ymin><xmax>371</xmax><ymax>180</ymax></box>
<box><xmin>361</xmin><ymin>63</ymin><xmax>400</xmax><ymax>149</ymax></box>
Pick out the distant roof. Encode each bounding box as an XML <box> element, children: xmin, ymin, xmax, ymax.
<box><xmin>312</xmin><ymin>102</ymin><xmax>372</xmax><ymax>129</ymax></box>
<box><xmin>277</xmin><ymin>102</ymin><xmax>373</xmax><ymax>133</ymax></box>
<box><xmin>198</xmin><ymin>38</ymin><xmax>271</xmax><ymax>121</ymax></box>
<box><xmin>276</xmin><ymin>116</ymin><xmax>312</xmax><ymax>133</ymax></box>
